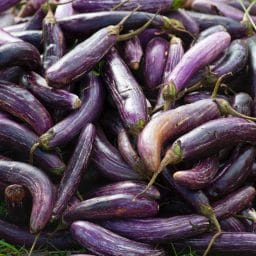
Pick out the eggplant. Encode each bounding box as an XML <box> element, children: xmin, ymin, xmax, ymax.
<box><xmin>64</xmin><ymin>194</ymin><xmax>159</xmax><ymax>223</ymax></box>
<box><xmin>21</xmin><ymin>71</ymin><xmax>81</xmax><ymax>110</ymax></box>
<box><xmin>71</xmin><ymin>221</ymin><xmax>166</xmax><ymax>256</ymax></box>
<box><xmin>87</xmin><ymin>181</ymin><xmax>160</xmax><ymax>200</ymax></box>
<box><xmin>123</xmin><ymin>35</ymin><xmax>143</xmax><ymax>70</ymax></box>
<box><xmin>0</xmin><ymin>160</ymin><xmax>54</xmax><ymax>233</ymax></box>
<box><xmin>3</xmin><ymin>22</ymin><xmax>27</xmax><ymax>33</ymax></box>
<box><xmin>220</xmin><ymin>217</ymin><xmax>246</xmax><ymax>232</ymax></box>
<box><xmin>143</xmin><ymin>37</ymin><xmax>169</xmax><ymax>91</ymax></box>
<box><xmin>11</xmin><ymin>30</ymin><xmax>42</xmax><ymax>49</ymax></box>
<box><xmin>0</xmin><ymin>66</ymin><xmax>24</xmax><ymax>83</ymax></box>
<box><xmin>0</xmin><ymin>28</ymin><xmax>22</xmax><ymax>46</ymax></box>
<box><xmin>197</xmin><ymin>25</ymin><xmax>227</xmax><ymax>42</ymax></box>
<box><xmin>173</xmin><ymin>155</ymin><xmax>219</xmax><ymax>190</ymax></box>
<box><xmin>39</xmin><ymin>72</ymin><xmax>103</xmax><ymax>149</ymax></box>
<box><xmin>52</xmin><ymin>123</ymin><xmax>96</xmax><ymax>220</ymax></box>
<box><xmin>103</xmin><ymin>47</ymin><xmax>148</xmax><ymax>134</ymax></box>
<box><xmin>0</xmin><ymin>81</ymin><xmax>53</xmax><ymax>135</ymax></box>
<box><xmin>91</xmin><ymin>128</ymin><xmax>142</xmax><ymax>181</ymax></box>
<box><xmin>0</xmin><ymin>0</ymin><xmax>20</xmax><ymax>13</ymax></box>
<box><xmin>0</xmin><ymin>41</ymin><xmax>41</xmax><ymax>71</ymax></box>
<box><xmin>232</xmin><ymin>93</ymin><xmax>253</xmax><ymax>116</ymax></box>
<box><xmin>55</xmin><ymin>0</ymin><xmax>75</xmax><ymax>19</ymax></box>
<box><xmin>138</xmin><ymin>28</ymin><xmax>163</xmax><ymax>48</ymax></box>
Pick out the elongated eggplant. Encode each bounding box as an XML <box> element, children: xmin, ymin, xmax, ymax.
<box><xmin>91</xmin><ymin>128</ymin><xmax>142</xmax><ymax>181</ymax></box>
<box><xmin>197</xmin><ymin>25</ymin><xmax>227</xmax><ymax>42</ymax></box>
<box><xmin>103</xmin><ymin>47</ymin><xmax>148</xmax><ymax>134</ymax></box>
<box><xmin>22</xmin><ymin>72</ymin><xmax>81</xmax><ymax>110</ymax></box>
<box><xmin>123</xmin><ymin>35</ymin><xmax>143</xmax><ymax>70</ymax></box>
<box><xmin>143</xmin><ymin>37</ymin><xmax>169</xmax><ymax>90</ymax></box>
<box><xmin>52</xmin><ymin>123</ymin><xmax>95</xmax><ymax>220</ymax></box>
<box><xmin>0</xmin><ymin>41</ymin><xmax>41</xmax><ymax>71</ymax></box>
<box><xmin>11</xmin><ymin>30</ymin><xmax>42</xmax><ymax>49</ymax></box>
<box><xmin>220</xmin><ymin>217</ymin><xmax>246</xmax><ymax>232</ymax></box>
<box><xmin>71</xmin><ymin>221</ymin><xmax>166</xmax><ymax>256</ymax></box>
<box><xmin>186</xmin><ymin>11</ymin><xmax>247</xmax><ymax>38</ymax></box>
<box><xmin>0</xmin><ymin>28</ymin><xmax>22</xmax><ymax>46</ymax></box>
<box><xmin>39</xmin><ymin>72</ymin><xmax>103</xmax><ymax>149</ymax></box>
<box><xmin>64</xmin><ymin>194</ymin><xmax>159</xmax><ymax>223</ymax></box>
<box><xmin>0</xmin><ymin>160</ymin><xmax>54</xmax><ymax>233</ymax></box>
<box><xmin>0</xmin><ymin>0</ymin><xmax>20</xmax><ymax>13</ymax></box>
<box><xmin>72</xmin><ymin>0</ymin><xmax>184</xmax><ymax>13</ymax></box>
<box><xmin>161</xmin><ymin>31</ymin><xmax>231</xmax><ymax>106</ymax></box>
<box><xmin>43</xmin><ymin>5</ymin><xmax>66</xmax><ymax>71</ymax></box>
<box><xmin>58</xmin><ymin>11</ymin><xmax>184</xmax><ymax>38</ymax></box>
<box><xmin>87</xmin><ymin>181</ymin><xmax>160</xmax><ymax>200</ymax></box>
<box><xmin>172</xmin><ymin>232</ymin><xmax>256</xmax><ymax>255</ymax></box>
<box><xmin>0</xmin><ymin>81</ymin><xmax>52</xmax><ymax>135</ymax></box>
<box><xmin>101</xmin><ymin>214</ymin><xmax>210</xmax><ymax>243</ymax></box>
<box><xmin>173</xmin><ymin>155</ymin><xmax>219</xmax><ymax>190</ymax></box>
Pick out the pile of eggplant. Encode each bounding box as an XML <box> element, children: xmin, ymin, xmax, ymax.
<box><xmin>2</xmin><ymin>0</ymin><xmax>256</xmax><ymax>255</ymax></box>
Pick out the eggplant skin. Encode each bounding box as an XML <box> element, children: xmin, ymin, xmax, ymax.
<box><xmin>0</xmin><ymin>41</ymin><xmax>41</xmax><ymax>71</ymax></box>
<box><xmin>71</xmin><ymin>221</ymin><xmax>166</xmax><ymax>256</ymax></box>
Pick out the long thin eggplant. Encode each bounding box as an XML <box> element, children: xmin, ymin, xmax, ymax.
<box><xmin>38</xmin><ymin>72</ymin><xmax>103</xmax><ymax>149</ymax></box>
<box><xmin>71</xmin><ymin>221</ymin><xmax>166</xmax><ymax>256</ymax></box>
<box><xmin>0</xmin><ymin>160</ymin><xmax>54</xmax><ymax>233</ymax></box>
<box><xmin>103</xmin><ymin>47</ymin><xmax>148</xmax><ymax>134</ymax></box>
<box><xmin>52</xmin><ymin>123</ymin><xmax>96</xmax><ymax>220</ymax></box>
<box><xmin>0</xmin><ymin>81</ymin><xmax>52</xmax><ymax>135</ymax></box>
<box><xmin>0</xmin><ymin>0</ymin><xmax>20</xmax><ymax>13</ymax></box>
<box><xmin>21</xmin><ymin>71</ymin><xmax>81</xmax><ymax>110</ymax></box>
<box><xmin>0</xmin><ymin>41</ymin><xmax>41</xmax><ymax>71</ymax></box>
<box><xmin>64</xmin><ymin>194</ymin><xmax>159</xmax><ymax>223</ymax></box>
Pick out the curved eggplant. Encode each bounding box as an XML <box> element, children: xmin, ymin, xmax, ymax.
<box><xmin>71</xmin><ymin>221</ymin><xmax>166</xmax><ymax>256</ymax></box>
<box><xmin>52</xmin><ymin>123</ymin><xmax>96</xmax><ymax>219</ymax></box>
<box><xmin>0</xmin><ymin>160</ymin><xmax>54</xmax><ymax>233</ymax></box>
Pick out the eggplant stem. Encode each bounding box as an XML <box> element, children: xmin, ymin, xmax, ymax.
<box><xmin>202</xmin><ymin>231</ymin><xmax>222</xmax><ymax>256</ymax></box>
<box><xmin>211</xmin><ymin>73</ymin><xmax>232</xmax><ymax>99</ymax></box>
<box><xmin>28</xmin><ymin>232</ymin><xmax>41</xmax><ymax>256</ymax></box>
<box><xmin>111</xmin><ymin>0</ymin><xmax>130</xmax><ymax>11</ymax></box>
<box><xmin>29</xmin><ymin>142</ymin><xmax>40</xmax><ymax>165</ymax></box>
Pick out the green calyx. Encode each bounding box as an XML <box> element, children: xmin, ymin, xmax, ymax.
<box><xmin>163</xmin><ymin>17</ymin><xmax>185</xmax><ymax>31</ymax></box>
<box><xmin>171</xmin><ymin>0</ymin><xmax>187</xmax><ymax>10</ymax></box>
<box><xmin>129</xmin><ymin>119</ymin><xmax>146</xmax><ymax>135</ymax></box>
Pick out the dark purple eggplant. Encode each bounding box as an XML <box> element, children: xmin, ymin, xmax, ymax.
<box><xmin>143</xmin><ymin>37</ymin><xmax>169</xmax><ymax>90</ymax></box>
<box><xmin>71</xmin><ymin>221</ymin><xmax>166</xmax><ymax>256</ymax></box>
<box><xmin>91</xmin><ymin>128</ymin><xmax>142</xmax><ymax>181</ymax></box>
<box><xmin>0</xmin><ymin>0</ymin><xmax>20</xmax><ymax>13</ymax></box>
<box><xmin>0</xmin><ymin>160</ymin><xmax>54</xmax><ymax>233</ymax></box>
<box><xmin>87</xmin><ymin>181</ymin><xmax>160</xmax><ymax>200</ymax></box>
<box><xmin>64</xmin><ymin>194</ymin><xmax>159</xmax><ymax>223</ymax></box>
<box><xmin>186</xmin><ymin>11</ymin><xmax>247</xmax><ymax>39</ymax></box>
<box><xmin>11</xmin><ymin>30</ymin><xmax>42</xmax><ymax>49</ymax></box>
<box><xmin>72</xmin><ymin>0</ymin><xmax>184</xmax><ymax>13</ymax></box>
<box><xmin>0</xmin><ymin>28</ymin><xmax>22</xmax><ymax>46</ymax></box>
<box><xmin>173</xmin><ymin>155</ymin><xmax>219</xmax><ymax>189</ymax></box>
<box><xmin>0</xmin><ymin>66</ymin><xmax>24</xmax><ymax>83</ymax></box>
<box><xmin>0</xmin><ymin>81</ymin><xmax>53</xmax><ymax>135</ymax></box>
<box><xmin>101</xmin><ymin>214</ymin><xmax>210</xmax><ymax>243</ymax></box>
<box><xmin>0</xmin><ymin>117</ymin><xmax>65</xmax><ymax>175</ymax></box>
<box><xmin>0</xmin><ymin>41</ymin><xmax>41</xmax><ymax>71</ymax></box>
<box><xmin>197</xmin><ymin>25</ymin><xmax>227</xmax><ymax>42</ymax></box>
<box><xmin>103</xmin><ymin>47</ymin><xmax>148</xmax><ymax>134</ymax></box>
<box><xmin>43</xmin><ymin>6</ymin><xmax>66</xmax><ymax>71</ymax></box>
<box><xmin>52</xmin><ymin>123</ymin><xmax>96</xmax><ymax>220</ymax></box>
<box><xmin>123</xmin><ymin>35</ymin><xmax>143</xmax><ymax>70</ymax></box>
<box><xmin>220</xmin><ymin>217</ymin><xmax>246</xmax><ymax>232</ymax></box>
<box><xmin>38</xmin><ymin>72</ymin><xmax>103</xmax><ymax>149</ymax></box>
<box><xmin>21</xmin><ymin>71</ymin><xmax>81</xmax><ymax>110</ymax></box>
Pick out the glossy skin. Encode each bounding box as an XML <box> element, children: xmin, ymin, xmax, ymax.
<box><xmin>143</xmin><ymin>37</ymin><xmax>169</xmax><ymax>90</ymax></box>
<box><xmin>22</xmin><ymin>72</ymin><xmax>81</xmax><ymax>110</ymax></box>
<box><xmin>71</xmin><ymin>221</ymin><xmax>166</xmax><ymax>256</ymax></box>
<box><xmin>138</xmin><ymin>28</ymin><xmax>162</xmax><ymax>48</ymax></box>
<box><xmin>104</xmin><ymin>47</ymin><xmax>148</xmax><ymax>133</ymax></box>
<box><xmin>87</xmin><ymin>181</ymin><xmax>160</xmax><ymax>200</ymax></box>
<box><xmin>46</xmin><ymin>26</ymin><xmax>118</xmax><ymax>87</ymax></box>
<box><xmin>0</xmin><ymin>66</ymin><xmax>24</xmax><ymax>83</ymax></box>
<box><xmin>197</xmin><ymin>25</ymin><xmax>227</xmax><ymax>42</ymax></box>
<box><xmin>0</xmin><ymin>28</ymin><xmax>22</xmax><ymax>46</ymax></box>
<box><xmin>0</xmin><ymin>82</ymin><xmax>52</xmax><ymax>135</ymax></box>
<box><xmin>11</xmin><ymin>30</ymin><xmax>42</xmax><ymax>49</ymax></box>
<box><xmin>0</xmin><ymin>41</ymin><xmax>41</xmax><ymax>71</ymax></box>
<box><xmin>39</xmin><ymin>73</ymin><xmax>104</xmax><ymax>149</ymax></box>
<box><xmin>0</xmin><ymin>160</ymin><xmax>54</xmax><ymax>233</ymax></box>
<box><xmin>52</xmin><ymin>124</ymin><xmax>96</xmax><ymax>219</ymax></box>
<box><xmin>64</xmin><ymin>194</ymin><xmax>159</xmax><ymax>223</ymax></box>
<box><xmin>55</xmin><ymin>0</ymin><xmax>75</xmax><ymax>19</ymax></box>
<box><xmin>23</xmin><ymin>6</ymin><xmax>47</xmax><ymax>31</ymax></box>
<box><xmin>138</xmin><ymin>99</ymin><xmax>221</xmax><ymax>173</ymax></box>
<box><xmin>0</xmin><ymin>0</ymin><xmax>20</xmax><ymax>12</ymax></box>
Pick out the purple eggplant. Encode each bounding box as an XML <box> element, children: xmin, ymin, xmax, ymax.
<box><xmin>123</xmin><ymin>35</ymin><xmax>143</xmax><ymax>70</ymax></box>
<box><xmin>0</xmin><ymin>81</ymin><xmax>52</xmax><ymax>135</ymax></box>
<box><xmin>197</xmin><ymin>25</ymin><xmax>227</xmax><ymax>42</ymax></box>
<box><xmin>42</xmin><ymin>6</ymin><xmax>66</xmax><ymax>71</ymax></box>
<box><xmin>21</xmin><ymin>71</ymin><xmax>81</xmax><ymax>110</ymax></box>
<box><xmin>0</xmin><ymin>66</ymin><xmax>24</xmax><ymax>83</ymax></box>
<box><xmin>71</xmin><ymin>221</ymin><xmax>166</xmax><ymax>256</ymax></box>
<box><xmin>0</xmin><ymin>160</ymin><xmax>54</xmax><ymax>233</ymax></box>
<box><xmin>52</xmin><ymin>123</ymin><xmax>96</xmax><ymax>220</ymax></box>
<box><xmin>87</xmin><ymin>181</ymin><xmax>160</xmax><ymax>200</ymax></box>
<box><xmin>72</xmin><ymin>0</ymin><xmax>184</xmax><ymax>13</ymax></box>
<box><xmin>64</xmin><ymin>194</ymin><xmax>159</xmax><ymax>223</ymax></box>
<box><xmin>220</xmin><ymin>217</ymin><xmax>246</xmax><ymax>232</ymax></box>
<box><xmin>103</xmin><ymin>47</ymin><xmax>148</xmax><ymax>134</ymax></box>
<box><xmin>11</xmin><ymin>30</ymin><xmax>42</xmax><ymax>49</ymax></box>
<box><xmin>173</xmin><ymin>155</ymin><xmax>219</xmax><ymax>189</ymax></box>
<box><xmin>232</xmin><ymin>93</ymin><xmax>253</xmax><ymax>116</ymax></box>
<box><xmin>0</xmin><ymin>28</ymin><xmax>22</xmax><ymax>46</ymax></box>
<box><xmin>3</xmin><ymin>22</ymin><xmax>27</xmax><ymax>33</ymax></box>
<box><xmin>91</xmin><ymin>128</ymin><xmax>142</xmax><ymax>181</ymax></box>
<box><xmin>38</xmin><ymin>72</ymin><xmax>103</xmax><ymax>149</ymax></box>
<box><xmin>143</xmin><ymin>37</ymin><xmax>169</xmax><ymax>90</ymax></box>
<box><xmin>138</xmin><ymin>28</ymin><xmax>163</xmax><ymax>48</ymax></box>
<box><xmin>55</xmin><ymin>0</ymin><xmax>75</xmax><ymax>19</ymax></box>
<box><xmin>0</xmin><ymin>0</ymin><xmax>20</xmax><ymax>13</ymax></box>
<box><xmin>101</xmin><ymin>214</ymin><xmax>210</xmax><ymax>243</ymax></box>
<box><xmin>0</xmin><ymin>41</ymin><xmax>41</xmax><ymax>71</ymax></box>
